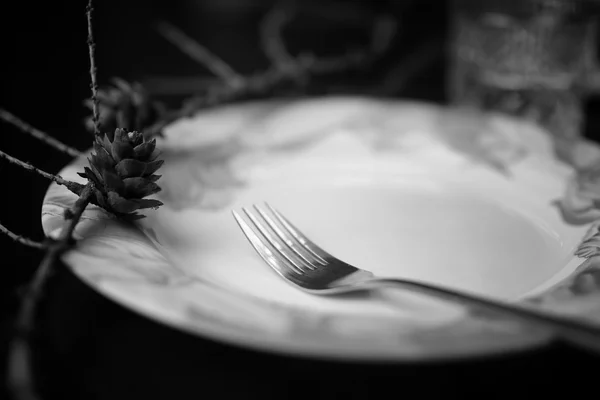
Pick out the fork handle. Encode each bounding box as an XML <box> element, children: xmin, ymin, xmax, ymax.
<box><xmin>367</xmin><ymin>278</ymin><xmax>600</xmax><ymax>350</ymax></box>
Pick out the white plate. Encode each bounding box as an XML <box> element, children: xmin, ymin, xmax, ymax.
<box><xmin>42</xmin><ymin>98</ymin><xmax>600</xmax><ymax>361</ymax></box>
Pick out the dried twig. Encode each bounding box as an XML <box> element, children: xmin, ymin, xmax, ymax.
<box><xmin>260</xmin><ymin>3</ymin><xmax>297</xmax><ymax>75</ymax></box>
<box><xmin>6</xmin><ymin>3</ymin><xmax>100</xmax><ymax>400</ymax></box>
<box><xmin>0</xmin><ymin>149</ymin><xmax>84</xmax><ymax>195</ymax></box>
<box><xmin>0</xmin><ymin>109</ymin><xmax>82</xmax><ymax>157</ymax></box>
<box><xmin>284</xmin><ymin>1</ymin><xmax>375</xmax><ymax>25</ymax></box>
<box><xmin>142</xmin><ymin>75</ymin><xmax>218</xmax><ymax>96</ymax></box>
<box><xmin>87</xmin><ymin>0</ymin><xmax>100</xmax><ymax>135</ymax></box>
<box><xmin>156</xmin><ymin>21</ymin><xmax>244</xmax><ymax>88</ymax></box>
<box><xmin>367</xmin><ymin>14</ymin><xmax>397</xmax><ymax>57</ymax></box>
<box><xmin>368</xmin><ymin>39</ymin><xmax>443</xmax><ymax>96</ymax></box>
<box><xmin>0</xmin><ymin>221</ymin><xmax>46</xmax><ymax>250</ymax></box>
<box><xmin>149</xmin><ymin>12</ymin><xmax>397</xmax><ymax>131</ymax></box>
<box><xmin>7</xmin><ymin>184</ymin><xmax>95</xmax><ymax>400</ymax></box>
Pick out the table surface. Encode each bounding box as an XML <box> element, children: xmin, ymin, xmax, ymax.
<box><xmin>2</xmin><ymin>1</ymin><xmax>600</xmax><ymax>399</ymax></box>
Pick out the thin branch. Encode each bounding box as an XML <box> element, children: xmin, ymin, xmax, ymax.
<box><xmin>0</xmin><ymin>109</ymin><xmax>82</xmax><ymax>157</ymax></box>
<box><xmin>0</xmin><ymin>221</ymin><xmax>46</xmax><ymax>250</ymax></box>
<box><xmin>151</xmin><ymin>12</ymin><xmax>398</xmax><ymax>129</ymax></box>
<box><xmin>0</xmin><ymin>149</ymin><xmax>71</xmax><ymax>185</ymax></box>
<box><xmin>308</xmin><ymin>14</ymin><xmax>397</xmax><ymax>73</ymax></box>
<box><xmin>7</xmin><ymin>183</ymin><xmax>95</xmax><ymax>400</ymax></box>
<box><xmin>368</xmin><ymin>39</ymin><xmax>443</xmax><ymax>96</ymax></box>
<box><xmin>156</xmin><ymin>21</ymin><xmax>244</xmax><ymax>88</ymax></box>
<box><xmin>6</xmin><ymin>4</ymin><xmax>98</xmax><ymax>400</ymax></box>
<box><xmin>284</xmin><ymin>1</ymin><xmax>377</xmax><ymax>26</ymax></box>
<box><xmin>86</xmin><ymin>0</ymin><xmax>100</xmax><ymax>135</ymax></box>
<box><xmin>142</xmin><ymin>75</ymin><xmax>218</xmax><ymax>96</ymax></box>
<box><xmin>260</xmin><ymin>3</ymin><xmax>297</xmax><ymax>73</ymax></box>
<box><xmin>259</xmin><ymin>6</ymin><xmax>396</xmax><ymax>82</ymax></box>
<box><xmin>370</xmin><ymin>15</ymin><xmax>398</xmax><ymax>56</ymax></box>
<box><xmin>0</xmin><ymin>149</ymin><xmax>85</xmax><ymax>195</ymax></box>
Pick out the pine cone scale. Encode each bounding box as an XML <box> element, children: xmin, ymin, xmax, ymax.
<box><xmin>111</xmin><ymin>141</ymin><xmax>134</xmax><ymax>163</ymax></box>
<box><xmin>108</xmin><ymin>192</ymin><xmax>140</xmax><ymax>214</ymax></box>
<box><xmin>134</xmin><ymin>199</ymin><xmax>163</xmax><ymax>209</ymax></box>
<box><xmin>122</xmin><ymin>177</ymin><xmax>161</xmax><ymax>198</ymax></box>
<box><xmin>115</xmin><ymin>159</ymin><xmax>164</xmax><ymax>178</ymax></box>
<box><xmin>148</xmin><ymin>174</ymin><xmax>161</xmax><ymax>182</ymax></box>
<box><xmin>102</xmin><ymin>170</ymin><xmax>125</xmax><ymax>193</ymax></box>
<box><xmin>133</xmin><ymin>140</ymin><xmax>156</xmax><ymax>160</ymax></box>
<box><xmin>94</xmin><ymin>190</ymin><xmax>109</xmax><ymax>209</ymax></box>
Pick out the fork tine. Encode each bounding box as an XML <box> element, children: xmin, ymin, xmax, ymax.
<box><xmin>232</xmin><ymin>210</ymin><xmax>303</xmax><ymax>276</ymax></box>
<box><xmin>241</xmin><ymin>207</ymin><xmax>312</xmax><ymax>273</ymax></box>
<box><xmin>264</xmin><ymin>203</ymin><xmax>329</xmax><ymax>264</ymax></box>
<box><xmin>253</xmin><ymin>204</ymin><xmax>322</xmax><ymax>268</ymax></box>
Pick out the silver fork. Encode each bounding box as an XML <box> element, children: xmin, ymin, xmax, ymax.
<box><xmin>232</xmin><ymin>203</ymin><xmax>600</xmax><ymax>349</ymax></box>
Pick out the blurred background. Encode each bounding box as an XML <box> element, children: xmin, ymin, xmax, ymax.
<box><xmin>2</xmin><ymin>0</ymin><xmax>600</xmax><ymax>398</ymax></box>
<box><xmin>0</xmin><ymin>0</ymin><xmax>448</xmax><ymax>324</ymax></box>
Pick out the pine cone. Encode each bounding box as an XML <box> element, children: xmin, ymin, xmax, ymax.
<box><xmin>85</xmin><ymin>78</ymin><xmax>166</xmax><ymax>137</ymax></box>
<box><xmin>78</xmin><ymin>128</ymin><xmax>164</xmax><ymax>220</ymax></box>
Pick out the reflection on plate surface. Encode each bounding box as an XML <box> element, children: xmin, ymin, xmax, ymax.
<box><xmin>42</xmin><ymin>98</ymin><xmax>600</xmax><ymax>360</ymax></box>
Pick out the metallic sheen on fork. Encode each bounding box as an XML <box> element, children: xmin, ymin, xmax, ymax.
<box><xmin>232</xmin><ymin>203</ymin><xmax>600</xmax><ymax>350</ymax></box>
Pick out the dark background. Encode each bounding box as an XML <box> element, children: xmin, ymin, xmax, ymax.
<box><xmin>1</xmin><ymin>1</ymin><xmax>599</xmax><ymax>399</ymax></box>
